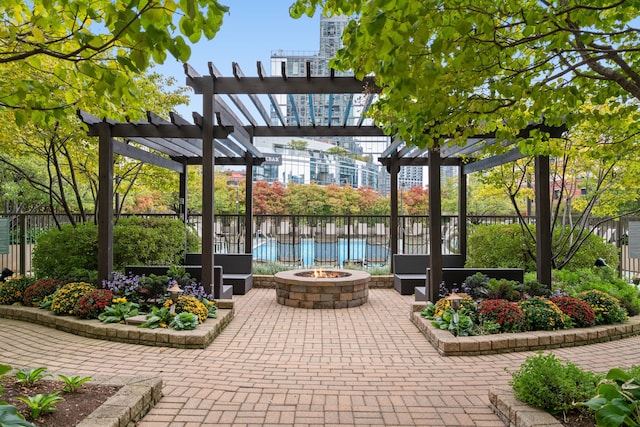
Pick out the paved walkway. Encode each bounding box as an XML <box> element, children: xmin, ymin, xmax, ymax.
<box><xmin>2</xmin><ymin>288</ymin><xmax>640</xmax><ymax>426</ymax></box>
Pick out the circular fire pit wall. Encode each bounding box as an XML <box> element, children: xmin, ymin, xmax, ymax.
<box><xmin>274</xmin><ymin>269</ymin><xmax>370</xmax><ymax>309</ymax></box>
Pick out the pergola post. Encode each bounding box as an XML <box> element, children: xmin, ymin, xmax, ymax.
<box><xmin>179</xmin><ymin>160</ymin><xmax>188</xmax><ymax>261</ymax></box>
<box><xmin>201</xmin><ymin>81</ymin><xmax>216</xmax><ymax>296</ymax></box>
<box><xmin>97</xmin><ymin>122</ymin><xmax>114</xmax><ymax>284</ymax></box>
<box><xmin>535</xmin><ymin>155</ymin><xmax>552</xmax><ymax>287</ymax></box>
<box><xmin>389</xmin><ymin>150</ymin><xmax>400</xmax><ymax>266</ymax></box>
<box><xmin>428</xmin><ymin>147</ymin><xmax>442</xmax><ymax>303</ymax></box>
<box><xmin>458</xmin><ymin>162</ymin><xmax>467</xmax><ymax>259</ymax></box>
<box><xmin>244</xmin><ymin>151</ymin><xmax>254</xmax><ymax>253</ymax></box>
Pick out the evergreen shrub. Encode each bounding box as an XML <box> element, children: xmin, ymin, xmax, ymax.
<box><xmin>32</xmin><ymin>217</ymin><xmax>199</xmax><ymax>278</ymax></box>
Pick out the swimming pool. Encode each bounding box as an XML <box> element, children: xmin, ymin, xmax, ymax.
<box><xmin>253</xmin><ymin>238</ymin><xmax>385</xmax><ymax>267</ymax></box>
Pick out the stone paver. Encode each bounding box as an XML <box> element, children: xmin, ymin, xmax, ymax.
<box><xmin>2</xmin><ymin>288</ymin><xmax>640</xmax><ymax>426</ymax></box>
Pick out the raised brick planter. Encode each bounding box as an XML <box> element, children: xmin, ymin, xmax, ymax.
<box><xmin>411</xmin><ymin>302</ymin><xmax>640</xmax><ymax>356</ymax></box>
<box><xmin>0</xmin><ymin>303</ymin><xmax>234</xmax><ymax>349</ymax></box>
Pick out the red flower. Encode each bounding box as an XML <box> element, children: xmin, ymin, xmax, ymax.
<box><xmin>551</xmin><ymin>296</ymin><xmax>596</xmax><ymax>328</ymax></box>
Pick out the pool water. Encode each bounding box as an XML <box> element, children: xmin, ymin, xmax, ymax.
<box><xmin>253</xmin><ymin>238</ymin><xmax>382</xmax><ymax>267</ymax></box>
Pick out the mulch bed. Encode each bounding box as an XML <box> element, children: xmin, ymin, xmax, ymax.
<box><xmin>1</xmin><ymin>377</ymin><xmax>120</xmax><ymax>427</ymax></box>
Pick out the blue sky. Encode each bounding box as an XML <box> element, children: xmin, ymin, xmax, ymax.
<box><xmin>152</xmin><ymin>1</ymin><xmax>321</xmax><ymax>117</ymax></box>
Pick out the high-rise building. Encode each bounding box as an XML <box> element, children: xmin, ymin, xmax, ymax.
<box><xmin>254</xmin><ymin>15</ymin><xmax>423</xmax><ymax>192</ymax></box>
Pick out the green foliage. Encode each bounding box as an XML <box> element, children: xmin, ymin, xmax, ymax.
<box><xmin>582</xmin><ymin>368</ymin><xmax>640</xmax><ymax>427</ymax></box>
<box><xmin>113</xmin><ymin>216</ymin><xmax>200</xmax><ymax>268</ymax></box>
<box><xmin>251</xmin><ymin>262</ymin><xmax>294</xmax><ymax>275</ymax></box>
<box><xmin>478</xmin><ymin>278</ymin><xmax>521</xmax><ymax>302</ymax></box>
<box><xmin>467</xmin><ymin>224</ymin><xmax>536</xmax><ymax>271</ymax></box>
<box><xmin>98</xmin><ymin>298</ymin><xmax>139</xmax><ymax>323</ymax></box>
<box><xmin>14</xmin><ymin>367</ymin><xmax>49</xmax><ymax>387</ymax></box>
<box><xmin>0</xmin><ymin>404</ymin><xmax>36</xmax><ymax>427</ymax></box>
<box><xmin>32</xmin><ymin>217</ymin><xmax>198</xmax><ymax>277</ymax></box>
<box><xmin>73</xmin><ymin>289</ymin><xmax>114</xmax><ymax>320</ymax></box>
<box><xmin>16</xmin><ymin>392</ymin><xmax>64</xmax><ymax>419</ymax></box>
<box><xmin>32</xmin><ymin>224</ymin><xmax>98</xmax><ymax>279</ymax></box>
<box><xmin>0</xmin><ymin>276</ymin><xmax>37</xmax><ymax>305</ymax></box>
<box><xmin>467</xmin><ymin>224</ymin><xmax>619</xmax><ymax>272</ymax></box>
<box><xmin>22</xmin><ymin>278</ymin><xmax>60</xmax><ymax>307</ymax></box>
<box><xmin>169</xmin><ymin>311</ymin><xmax>199</xmax><ymax>330</ymax></box>
<box><xmin>49</xmin><ymin>282</ymin><xmax>96</xmax><ymax>316</ymax></box>
<box><xmin>576</xmin><ymin>289</ymin><xmax>628</xmax><ymax>325</ymax></box>
<box><xmin>139</xmin><ymin>306</ymin><xmax>172</xmax><ymax>329</ymax></box>
<box><xmin>510</xmin><ymin>352</ymin><xmax>601</xmax><ymax>418</ymax></box>
<box><xmin>518</xmin><ymin>297</ymin><xmax>568</xmax><ymax>331</ymax></box>
<box><xmin>554</xmin><ymin>268</ymin><xmax>640</xmax><ymax>317</ymax></box>
<box><xmin>1</xmin><ymin>0</ymin><xmax>229</xmax><ymax>125</ymax></box>
<box><xmin>58</xmin><ymin>374</ymin><xmax>92</xmax><ymax>393</ymax></box>
<box><xmin>431</xmin><ymin>309</ymin><xmax>474</xmax><ymax>337</ymax></box>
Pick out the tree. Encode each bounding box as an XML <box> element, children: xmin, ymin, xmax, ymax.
<box><xmin>1</xmin><ymin>0</ymin><xmax>228</xmax><ymax>125</ymax></box>
<box><xmin>290</xmin><ymin>1</ymin><xmax>640</xmax><ymax>153</ymax></box>
<box><xmin>0</xmin><ymin>72</ymin><xmax>190</xmax><ymax>223</ymax></box>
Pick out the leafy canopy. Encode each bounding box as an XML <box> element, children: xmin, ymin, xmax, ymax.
<box><xmin>290</xmin><ymin>1</ymin><xmax>640</xmax><ymax>154</ymax></box>
<box><xmin>0</xmin><ymin>0</ymin><xmax>229</xmax><ymax>124</ymax></box>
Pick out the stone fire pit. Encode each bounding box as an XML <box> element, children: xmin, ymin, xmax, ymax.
<box><xmin>274</xmin><ymin>269</ymin><xmax>370</xmax><ymax>309</ymax></box>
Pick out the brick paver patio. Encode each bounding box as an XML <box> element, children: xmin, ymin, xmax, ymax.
<box><xmin>1</xmin><ymin>288</ymin><xmax>640</xmax><ymax>426</ymax></box>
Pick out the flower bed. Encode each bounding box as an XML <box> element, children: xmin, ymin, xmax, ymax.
<box><xmin>411</xmin><ymin>302</ymin><xmax>640</xmax><ymax>356</ymax></box>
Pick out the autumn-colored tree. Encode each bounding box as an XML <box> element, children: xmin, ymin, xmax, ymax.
<box><xmin>253</xmin><ymin>181</ymin><xmax>286</xmax><ymax>215</ymax></box>
<box><xmin>402</xmin><ymin>186</ymin><xmax>428</xmax><ymax>216</ymax></box>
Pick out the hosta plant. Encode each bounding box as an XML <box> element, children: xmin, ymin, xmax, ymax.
<box><xmin>0</xmin><ymin>404</ymin><xmax>36</xmax><ymax>427</ymax></box>
<box><xmin>98</xmin><ymin>297</ymin><xmax>139</xmax><ymax>323</ymax></box>
<box><xmin>16</xmin><ymin>392</ymin><xmax>64</xmax><ymax>419</ymax></box>
<box><xmin>582</xmin><ymin>368</ymin><xmax>640</xmax><ymax>427</ymax></box>
<box><xmin>73</xmin><ymin>289</ymin><xmax>114</xmax><ymax>319</ymax></box>
<box><xmin>139</xmin><ymin>306</ymin><xmax>172</xmax><ymax>329</ymax></box>
<box><xmin>14</xmin><ymin>367</ymin><xmax>49</xmax><ymax>386</ymax></box>
<box><xmin>49</xmin><ymin>282</ymin><xmax>96</xmax><ymax>315</ymax></box>
<box><xmin>58</xmin><ymin>374</ymin><xmax>92</xmax><ymax>393</ymax></box>
<box><xmin>22</xmin><ymin>278</ymin><xmax>60</xmax><ymax>307</ymax></box>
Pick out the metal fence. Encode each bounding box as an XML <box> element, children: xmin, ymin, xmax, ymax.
<box><xmin>1</xmin><ymin>212</ymin><xmax>639</xmax><ymax>281</ymax></box>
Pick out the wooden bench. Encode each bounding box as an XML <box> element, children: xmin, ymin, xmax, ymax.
<box><xmin>185</xmin><ymin>253</ymin><xmax>253</xmax><ymax>295</ymax></box>
<box><xmin>124</xmin><ymin>265</ymin><xmax>232</xmax><ymax>300</ymax></box>
<box><xmin>415</xmin><ymin>267</ymin><xmax>525</xmax><ymax>302</ymax></box>
<box><xmin>393</xmin><ymin>254</ymin><xmax>465</xmax><ymax>295</ymax></box>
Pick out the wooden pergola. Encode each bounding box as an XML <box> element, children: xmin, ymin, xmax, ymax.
<box><xmin>81</xmin><ymin>60</ymin><xmax>565</xmax><ymax>300</ymax></box>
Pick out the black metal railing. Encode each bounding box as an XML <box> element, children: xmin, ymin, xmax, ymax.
<box><xmin>1</xmin><ymin>213</ymin><xmax>638</xmax><ymax>280</ymax></box>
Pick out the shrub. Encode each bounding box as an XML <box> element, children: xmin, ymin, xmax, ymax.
<box><xmin>74</xmin><ymin>289</ymin><xmax>114</xmax><ymax>319</ymax></box>
<box><xmin>551</xmin><ymin>296</ymin><xmax>596</xmax><ymax>328</ymax></box>
<box><xmin>23</xmin><ymin>278</ymin><xmax>61</xmax><ymax>306</ymax></box>
<box><xmin>163</xmin><ymin>295</ymin><xmax>208</xmax><ymax>323</ymax></box>
<box><xmin>478</xmin><ymin>299</ymin><xmax>525</xmax><ymax>332</ymax></box>
<box><xmin>467</xmin><ymin>224</ymin><xmax>619</xmax><ymax>272</ymax></box>
<box><xmin>478</xmin><ymin>278</ymin><xmax>521</xmax><ymax>301</ymax></box>
<box><xmin>50</xmin><ymin>282</ymin><xmax>96</xmax><ymax>315</ymax></box>
<box><xmin>0</xmin><ymin>275</ymin><xmax>37</xmax><ymax>305</ymax></box>
<box><xmin>510</xmin><ymin>352</ymin><xmax>601</xmax><ymax>417</ymax></box>
<box><xmin>32</xmin><ymin>217</ymin><xmax>199</xmax><ymax>278</ymax></box>
<box><xmin>576</xmin><ymin>289</ymin><xmax>627</xmax><ymax>325</ymax></box>
<box><xmin>518</xmin><ymin>297</ymin><xmax>567</xmax><ymax>331</ymax></box>
<box><xmin>467</xmin><ymin>224</ymin><xmax>536</xmax><ymax>271</ymax></box>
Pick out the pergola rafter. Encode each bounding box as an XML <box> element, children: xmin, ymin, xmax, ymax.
<box><xmin>81</xmin><ymin>60</ymin><xmax>565</xmax><ymax>302</ymax></box>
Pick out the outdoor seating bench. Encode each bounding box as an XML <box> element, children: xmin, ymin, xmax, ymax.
<box><xmin>185</xmin><ymin>253</ymin><xmax>253</xmax><ymax>295</ymax></box>
<box><xmin>415</xmin><ymin>267</ymin><xmax>525</xmax><ymax>302</ymax></box>
<box><xmin>124</xmin><ymin>265</ymin><xmax>231</xmax><ymax>299</ymax></box>
<box><xmin>392</xmin><ymin>254</ymin><xmax>465</xmax><ymax>295</ymax></box>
